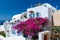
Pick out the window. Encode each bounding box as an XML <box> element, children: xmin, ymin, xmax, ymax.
<box><xmin>11</xmin><ymin>28</ymin><xmax>16</xmax><ymax>34</ymax></box>
<box><xmin>24</xmin><ymin>15</ymin><xmax>27</xmax><ymax>18</ymax></box>
<box><xmin>36</xmin><ymin>12</ymin><xmax>39</xmax><ymax>17</ymax></box>
<box><xmin>29</xmin><ymin>11</ymin><xmax>35</xmax><ymax>18</ymax></box>
<box><xmin>36</xmin><ymin>12</ymin><xmax>41</xmax><ymax>17</ymax></box>
<box><xmin>29</xmin><ymin>13</ymin><xmax>35</xmax><ymax>18</ymax></box>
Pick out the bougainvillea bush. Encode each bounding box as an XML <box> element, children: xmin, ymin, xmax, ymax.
<box><xmin>13</xmin><ymin>17</ymin><xmax>49</xmax><ymax>36</ymax></box>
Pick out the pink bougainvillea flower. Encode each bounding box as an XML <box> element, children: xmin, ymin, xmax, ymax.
<box><xmin>13</xmin><ymin>17</ymin><xmax>49</xmax><ymax>36</ymax></box>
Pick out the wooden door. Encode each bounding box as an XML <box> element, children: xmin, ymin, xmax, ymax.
<box><xmin>44</xmin><ymin>34</ymin><xmax>48</xmax><ymax>40</ymax></box>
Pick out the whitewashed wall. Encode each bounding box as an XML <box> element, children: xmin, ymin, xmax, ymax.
<box><xmin>27</xmin><ymin>4</ymin><xmax>57</xmax><ymax>21</ymax></box>
<box><xmin>27</xmin><ymin>6</ymin><xmax>48</xmax><ymax>18</ymax></box>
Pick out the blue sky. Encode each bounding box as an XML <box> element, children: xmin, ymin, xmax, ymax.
<box><xmin>0</xmin><ymin>0</ymin><xmax>60</xmax><ymax>20</ymax></box>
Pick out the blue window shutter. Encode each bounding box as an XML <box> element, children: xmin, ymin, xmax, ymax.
<box><xmin>36</xmin><ymin>12</ymin><xmax>39</xmax><ymax>17</ymax></box>
<box><xmin>36</xmin><ymin>12</ymin><xmax>41</xmax><ymax>17</ymax></box>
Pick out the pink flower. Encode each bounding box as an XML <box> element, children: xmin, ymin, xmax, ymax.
<box><xmin>13</xmin><ymin>17</ymin><xmax>49</xmax><ymax>36</ymax></box>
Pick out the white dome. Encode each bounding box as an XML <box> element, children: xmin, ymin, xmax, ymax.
<box><xmin>42</xmin><ymin>3</ymin><xmax>57</xmax><ymax>11</ymax></box>
<box><xmin>42</xmin><ymin>3</ymin><xmax>53</xmax><ymax>8</ymax></box>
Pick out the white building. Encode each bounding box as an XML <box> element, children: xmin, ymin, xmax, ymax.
<box><xmin>2</xmin><ymin>3</ymin><xmax>57</xmax><ymax>38</ymax></box>
<box><xmin>3</xmin><ymin>21</ymin><xmax>17</xmax><ymax>37</ymax></box>
<box><xmin>27</xmin><ymin>3</ymin><xmax>57</xmax><ymax>21</ymax></box>
<box><xmin>12</xmin><ymin>12</ymin><xmax>27</xmax><ymax>22</ymax></box>
<box><xmin>11</xmin><ymin>3</ymin><xmax>57</xmax><ymax>22</ymax></box>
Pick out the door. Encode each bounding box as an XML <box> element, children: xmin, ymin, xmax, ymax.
<box><xmin>44</xmin><ymin>34</ymin><xmax>48</xmax><ymax>40</ymax></box>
